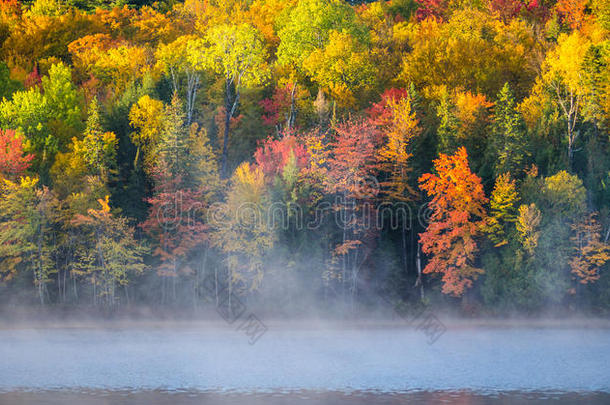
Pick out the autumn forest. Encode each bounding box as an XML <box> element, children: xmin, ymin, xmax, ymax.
<box><xmin>1</xmin><ymin>0</ymin><xmax>610</xmax><ymax>316</ymax></box>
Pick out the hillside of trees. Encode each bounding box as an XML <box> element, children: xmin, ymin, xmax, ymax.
<box><xmin>1</xmin><ymin>0</ymin><xmax>610</xmax><ymax>316</ymax></box>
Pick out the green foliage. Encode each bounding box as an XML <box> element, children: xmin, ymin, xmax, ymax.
<box><xmin>490</xmin><ymin>83</ymin><xmax>529</xmax><ymax>177</ymax></box>
<box><xmin>541</xmin><ymin>170</ymin><xmax>587</xmax><ymax>218</ymax></box>
<box><xmin>435</xmin><ymin>91</ymin><xmax>459</xmax><ymax>154</ymax></box>
<box><xmin>157</xmin><ymin>93</ymin><xmax>189</xmax><ymax>179</ymax></box>
<box><xmin>0</xmin><ymin>63</ymin><xmax>82</xmax><ymax>177</ymax></box>
<box><xmin>485</xmin><ymin>173</ymin><xmax>519</xmax><ymax>247</ymax></box>
<box><xmin>0</xmin><ymin>62</ymin><xmax>21</xmax><ymax>100</ymax></box>
<box><xmin>276</xmin><ymin>0</ymin><xmax>368</xmax><ymax>70</ymax></box>
<box><xmin>73</xmin><ymin>97</ymin><xmax>117</xmax><ymax>181</ymax></box>
<box><xmin>0</xmin><ymin>177</ymin><xmax>57</xmax><ymax>304</ymax></box>
<box><xmin>71</xmin><ymin>196</ymin><xmax>147</xmax><ymax>307</ymax></box>
<box><xmin>190</xmin><ymin>23</ymin><xmax>267</xmax><ymax>88</ymax></box>
<box><xmin>25</xmin><ymin>0</ymin><xmax>67</xmax><ymax>17</ymax></box>
<box><xmin>212</xmin><ymin>163</ymin><xmax>275</xmax><ymax>293</ymax></box>
<box><xmin>1</xmin><ymin>0</ymin><xmax>610</xmax><ymax>314</ymax></box>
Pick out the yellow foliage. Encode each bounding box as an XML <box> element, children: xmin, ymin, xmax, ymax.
<box><xmin>455</xmin><ymin>91</ymin><xmax>493</xmax><ymax>131</ymax></box>
<box><xmin>129</xmin><ymin>95</ymin><xmax>164</xmax><ymax>169</ymax></box>
<box><xmin>378</xmin><ymin>95</ymin><xmax>419</xmax><ymax>201</ymax></box>
<box><xmin>543</xmin><ymin>32</ymin><xmax>591</xmax><ymax>94</ymax></box>
<box><xmin>516</xmin><ymin>203</ymin><xmax>541</xmax><ymax>255</ymax></box>
<box><xmin>303</xmin><ymin>30</ymin><xmax>375</xmax><ymax>108</ymax></box>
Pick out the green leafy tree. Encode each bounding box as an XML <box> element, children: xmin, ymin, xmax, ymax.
<box><xmin>0</xmin><ymin>176</ymin><xmax>57</xmax><ymax>304</ymax></box>
<box><xmin>157</xmin><ymin>93</ymin><xmax>189</xmax><ymax>180</ymax></box>
<box><xmin>156</xmin><ymin>35</ymin><xmax>203</xmax><ymax>125</ymax></box>
<box><xmin>276</xmin><ymin>0</ymin><xmax>367</xmax><ymax>70</ymax></box>
<box><xmin>212</xmin><ymin>162</ymin><xmax>275</xmax><ymax>312</ymax></box>
<box><xmin>302</xmin><ymin>30</ymin><xmax>375</xmax><ymax>108</ymax></box>
<box><xmin>485</xmin><ymin>173</ymin><xmax>519</xmax><ymax>247</ymax></box>
<box><xmin>490</xmin><ymin>83</ymin><xmax>529</xmax><ymax>177</ymax></box>
<box><xmin>0</xmin><ymin>62</ymin><xmax>21</xmax><ymax>100</ymax></box>
<box><xmin>71</xmin><ymin>196</ymin><xmax>147</xmax><ymax>308</ymax></box>
<box><xmin>436</xmin><ymin>91</ymin><xmax>459</xmax><ymax>154</ymax></box>
<box><xmin>72</xmin><ymin>97</ymin><xmax>117</xmax><ymax>182</ymax></box>
<box><xmin>0</xmin><ymin>63</ymin><xmax>82</xmax><ymax>177</ymax></box>
<box><xmin>189</xmin><ymin>23</ymin><xmax>267</xmax><ymax>177</ymax></box>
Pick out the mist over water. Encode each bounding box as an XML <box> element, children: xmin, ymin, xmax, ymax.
<box><xmin>1</xmin><ymin>322</ymin><xmax>609</xmax><ymax>404</ymax></box>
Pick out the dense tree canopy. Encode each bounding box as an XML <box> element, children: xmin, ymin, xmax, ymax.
<box><xmin>1</xmin><ymin>0</ymin><xmax>610</xmax><ymax>315</ymax></box>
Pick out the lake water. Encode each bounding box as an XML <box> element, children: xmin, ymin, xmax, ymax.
<box><xmin>1</xmin><ymin>323</ymin><xmax>609</xmax><ymax>404</ymax></box>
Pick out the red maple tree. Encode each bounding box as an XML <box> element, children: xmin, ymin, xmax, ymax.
<box><xmin>367</xmin><ymin>88</ymin><xmax>409</xmax><ymax>129</ymax></box>
<box><xmin>415</xmin><ymin>0</ymin><xmax>448</xmax><ymax>21</ymax></box>
<box><xmin>327</xmin><ymin>119</ymin><xmax>381</xmax><ymax>198</ymax></box>
<box><xmin>0</xmin><ymin>129</ymin><xmax>34</xmax><ymax>180</ymax></box>
<box><xmin>141</xmin><ymin>169</ymin><xmax>208</xmax><ymax>279</ymax></box>
<box><xmin>418</xmin><ymin>147</ymin><xmax>488</xmax><ymax>296</ymax></box>
<box><xmin>253</xmin><ymin>132</ymin><xmax>309</xmax><ymax>179</ymax></box>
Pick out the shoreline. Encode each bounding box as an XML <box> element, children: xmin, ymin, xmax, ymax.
<box><xmin>1</xmin><ymin>315</ymin><xmax>610</xmax><ymax>330</ymax></box>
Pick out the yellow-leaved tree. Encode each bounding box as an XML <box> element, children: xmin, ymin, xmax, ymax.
<box><xmin>212</xmin><ymin>162</ymin><xmax>275</xmax><ymax>311</ymax></box>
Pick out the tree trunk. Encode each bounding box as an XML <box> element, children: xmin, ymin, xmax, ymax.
<box><xmin>221</xmin><ymin>79</ymin><xmax>238</xmax><ymax>178</ymax></box>
<box><xmin>228</xmin><ymin>264</ymin><xmax>233</xmax><ymax>318</ymax></box>
<box><xmin>401</xmin><ymin>228</ymin><xmax>408</xmax><ymax>277</ymax></box>
<box><xmin>287</xmin><ymin>82</ymin><xmax>297</xmax><ymax>130</ymax></box>
<box><xmin>186</xmin><ymin>72</ymin><xmax>200</xmax><ymax>126</ymax></box>
<box><xmin>36</xmin><ymin>225</ymin><xmax>44</xmax><ymax>306</ymax></box>
<box><xmin>415</xmin><ymin>242</ymin><xmax>424</xmax><ymax>300</ymax></box>
<box><xmin>215</xmin><ymin>265</ymin><xmax>219</xmax><ymax>307</ymax></box>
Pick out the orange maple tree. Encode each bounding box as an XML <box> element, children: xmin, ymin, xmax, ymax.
<box><xmin>418</xmin><ymin>147</ymin><xmax>488</xmax><ymax>296</ymax></box>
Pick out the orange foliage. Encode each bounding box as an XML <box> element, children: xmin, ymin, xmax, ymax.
<box><xmin>377</xmin><ymin>94</ymin><xmax>420</xmax><ymax>201</ymax></box>
<box><xmin>570</xmin><ymin>213</ymin><xmax>610</xmax><ymax>284</ymax></box>
<box><xmin>454</xmin><ymin>91</ymin><xmax>492</xmax><ymax>135</ymax></box>
<box><xmin>418</xmin><ymin>147</ymin><xmax>488</xmax><ymax>296</ymax></box>
<box><xmin>556</xmin><ymin>0</ymin><xmax>591</xmax><ymax>30</ymax></box>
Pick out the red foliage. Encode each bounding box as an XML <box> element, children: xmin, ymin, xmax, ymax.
<box><xmin>487</xmin><ymin>0</ymin><xmax>524</xmax><ymax>21</ymax></box>
<box><xmin>0</xmin><ymin>129</ymin><xmax>34</xmax><ymax>180</ymax></box>
<box><xmin>367</xmin><ymin>88</ymin><xmax>409</xmax><ymax>129</ymax></box>
<box><xmin>141</xmin><ymin>171</ymin><xmax>208</xmax><ymax>277</ymax></box>
<box><xmin>254</xmin><ymin>132</ymin><xmax>309</xmax><ymax>179</ymax></box>
<box><xmin>418</xmin><ymin>147</ymin><xmax>488</xmax><ymax>296</ymax></box>
<box><xmin>259</xmin><ymin>84</ymin><xmax>293</xmax><ymax>128</ymax></box>
<box><xmin>523</xmin><ymin>0</ymin><xmax>549</xmax><ymax>23</ymax></box>
<box><xmin>327</xmin><ymin>119</ymin><xmax>381</xmax><ymax>198</ymax></box>
<box><xmin>24</xmin><ymin>65</ymin><xmax>41</xmax><ymax>90</ymax></box>
<box><xmin>415</xmin><ymin>0</ymin><xmax>448</xmax><ymax>21</ymax></box>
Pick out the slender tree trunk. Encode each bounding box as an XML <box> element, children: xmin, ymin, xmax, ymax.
<box><xmin>72</xmin><ymin>271</ymin><xmax>78</xmax><ymax>301</ymax></box>
<box><xmin>133</xmin><ymin>146</ymin><xmax>140</xmax><ymax>170</ymax></box>
<box><xmin>401</xmin><ymin>228</ymin><xmax>408</xmax><ymax>277</ymax></box>
<box><xmin>221</xmin><ymin>78</ymin><xmax>238</xmax><ymax>178</ymax></box>
<box><xmin>63</xmin><ymin>262</ymin><xmax>67</xmax><ymax>303</ymax></box>
<box><xmin>186</xmin><ymin>72</ymin><xmax>200</xmax><ymax>126</ymax></box>
<box><xmin>215</xmin><ymin>265</ymin><xmax>219</xmax><ymax>307</ymax></box>
<box><xmin>96</xmin><ymin>234</ymin><xmax>108</xmax><ymax>308</ymax></box>
<box><xmin>351</xmin><ymin>248</ymin><xmax>359</xmax><ymax>314</ymax></box>
<box><xmin>36</xmin><ymin>226</ymin><xmax>44</xmax><ymax>306</ymax></box>
<box><xmin>287</xmin><ymin>82</ymin><xmax>297</xmax><ymax>130</ymax></box>
<box><xmin>415</xmin><ymin>242</ymin><xmax>424</xmax><ymax>300</ymax></box>
<box><xmin>172</xmin><ymin>258</ymin><xmax>177</xmax><ymax>304</ymax></box>
<box><xmin>228</xmin><ymin>264</ymin><xmax>233</xmax><ymax>318</ymax></box>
